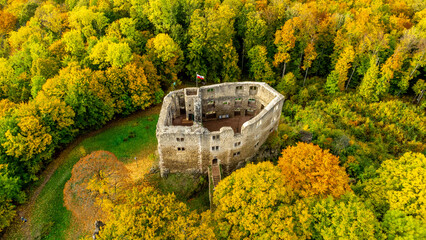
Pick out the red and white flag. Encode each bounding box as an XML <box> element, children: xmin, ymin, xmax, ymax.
<box><xmin>196</xmin><ymin>74</ymin><xmax>205</xmax><ymax>80</ymax></box>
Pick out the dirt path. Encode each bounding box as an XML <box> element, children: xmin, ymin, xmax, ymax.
<box><xmin>2</xmin><ymin>105</ymin><xmax>161</xmax><ymax>240</ymax></box>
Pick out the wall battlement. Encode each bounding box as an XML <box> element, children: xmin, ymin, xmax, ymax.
<box><xmin>156</xmin><ymin>82</ymin><xmax>284</xmax><ymax>177</ymax></box>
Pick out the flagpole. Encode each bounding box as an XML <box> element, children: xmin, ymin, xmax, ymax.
<box><xmin>196</xmin><ymin>72</ymin><xmax>198</xmax><ymax>88</ymax></box>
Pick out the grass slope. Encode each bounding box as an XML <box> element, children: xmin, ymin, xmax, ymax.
<box><xmin>25</xmin><ymin>114</ymin><xmax>159</xmax><ymax>239</ymax></box>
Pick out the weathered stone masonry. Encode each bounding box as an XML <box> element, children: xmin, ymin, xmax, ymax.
<box><xmin>156</xmin><ymin>82</ymin><xmax>285</xmax><ymax>177</ymax></box>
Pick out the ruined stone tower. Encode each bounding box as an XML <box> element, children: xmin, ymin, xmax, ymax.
<box><xmin>156</xmin><ymin>82</ymin><xmax>284</xmax><ymax>177</ymax></box>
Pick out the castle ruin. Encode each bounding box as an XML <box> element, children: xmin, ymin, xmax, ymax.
<box><xmin>156</xmin><ymin>82</ymin><xmax>284</xmax><ymax>177</ymax></box>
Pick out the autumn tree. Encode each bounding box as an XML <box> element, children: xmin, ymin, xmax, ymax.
<box><xmin>68</xmin><ymin>6</ymin><xmax>109</xmax><ymax>38</ymax></box>
<box><xmin>213</xmin><ymin>162</ymin><xmax>311</xmax><ymax>239</ymax></box>
<box><xmin>278</xmin><ymin>142</ymin><xmax>351</xmax><ymax>198</ymax></box>
<box><xmin>97</xmin><ymin>186</ymin><xmax>215</xmax><ymax>240</ymax></box>
<box><xmin>64</xmin><ymin>151</ymin><xmax>130</xmax><ymax>231</ymax></box>
<box><xmin>0</xmin><ymin>99</ymin><xmax>16</xmax><ymax>118</ymax></box>
<box><xmin>364</xmin><ymin>152</ymin><xmax>426</xmax><ymax>220</ymax></box>
<box><xmin>123</xmin><ymin>55</ymin><xmax>163</xmax><ymax>110</ymax></box>
<box><xmin>0</xmin><ymin>94</ymin><xmax>74</xmax><ymax>183</ymax></box>
<box><xmin>42</xmin><ymin>63</ymin><xmax>115</xmax><ymax>129</ymax></box>
<box><xmin>33</xmin><ymin>92</ymin><xmax>76</xmax><ymax>146</ymax></box>
<box><xmin>0</xmin><ymin>10</ymin><xmax>17</xmax><ymax>35</ymax></box>
<box><xmin>334</xmin><ymin>46</ymin><xmax>355</xmax><ymax>91</ymax></box>
<box><xmin>274</xmin><ymin>17</ymin><xmax>299</xmax><ymax>78</ymax></box>
<box><xmin>146</xmin><ymin>33</ymin><xmax>183</xmax><ymax>88</ymax></box>
<box><xmin>412</xmin><ymin>79</ymin><xmax>425</xmax><ymax>108</ymax></box>
<box><xmin>302</xmin><ymin>41</ymin><xmax>318</xmax><ymax>85</ymax></box>
<box><xmin>1</xmin><ymin>106</ymin><xmax>53</xmax><ymax>181</ymax></box>
<box><xmin>308</xmin><ymin>193</ymin><xmax>383</xmax><ymax>240</ymax></box>
<box><xmin>33</xmin><ymin>2</ymin><xmax>63</xmax><ymax>34</ymax></box>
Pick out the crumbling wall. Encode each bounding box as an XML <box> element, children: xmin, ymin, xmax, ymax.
<box><xmin>156</xmin><ymin>82</ymin><xmax>285</xmax><ymax>177</ymax></box>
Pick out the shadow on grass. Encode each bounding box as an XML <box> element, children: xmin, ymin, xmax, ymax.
<box><xmin>146</xmin><ymin>172</ymin><xmax>210</xmax><ymax>213</ymax></box>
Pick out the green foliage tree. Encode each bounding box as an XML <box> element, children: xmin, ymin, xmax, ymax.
<box><xmin>0</xmin><ymin>164</ymin><xmax>25</xmax><ymax>232</ymax></box>
<box><xmin>359</xmin><ymin>57</ymin><xmax>380</xmax><ymax>101</ymax></box>
<box><xmin>325</xmin><ymin>70</ymin><xmax>339</xmax><ymax>94</ymax></box>
<box><xmin>308</xmin><ymin>193</ymin><xmax>383</xmax><ymax>240</ymax></box>
<box><xmin>247</xmin><ymin>45</ymin><xmax>275</xmax><ymax>84</ymax></box>
<box><xmin>244</xmin><ymin>12</ymin><xmax>266</xmax><ymax>53</ymax></box>
<box><xmin>382</xmin><ymin>210</ymin><xmax>426</xmax><ymax>240</ymax></box>
<box><xmin>62</xmin><ymin>30</ymin><xmax>86</xmax><ymax>58</ymax></box>
<box><xmin>68</xmin><ymin>6</ymin><xmax>109</xmax><ymax>38</ymax></box>
<box><xmin>106</xmin><ymin>42</ymin><xmax>133</xmax><ymax>68</ymax></box>
<box><xmin>187</xmin><ymin>4</ymin><xmax>239</xmax><ymax>82</ymax></box>
<box><xmin>0</xmin><ymin>58</ymin><xmax>17</xmax><ymax>100</ymax></box>
<box><xmin>276</xmin><ymin>72</ymin><xmax>297</xmax><ymax>97</ymax></box>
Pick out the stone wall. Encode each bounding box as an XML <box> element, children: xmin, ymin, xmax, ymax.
<box><xmin>156</xmin><ymin>82</ymin><xmax>284</xmax><ymax>177</ymax></box>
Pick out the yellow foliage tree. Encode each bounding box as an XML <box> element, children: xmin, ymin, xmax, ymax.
<box><xmin>213</xmin><ymin>162</ymin><xmax>311</xmax><ymax>239</ymax></box>
<box><xmin>97</xmin><ymin>186</ymin><xmax>215</xmax><ymax>240</ymax></box>
<box><xmin>364</xmin><ymin>152</ymin><xmax>426</xmax><ymax>221</ymax></box>
<box><xmin>335</xmin><ymin>45</ymin><xmax>355</xmax><ymax>91</ymax></box>
<box><xmin>274</xmin><ymin>17</ymin><xmax>300</xmax><ymax>78</ymax></box>
<box><xmin>278</xmin><ymin>142</ymin><xmax>351</xmax><ymax>198</ymax></box>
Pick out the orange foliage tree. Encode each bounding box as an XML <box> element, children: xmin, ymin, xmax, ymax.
<box><xmin>278</xmin><ymin>142</ymin><xmax>351</xmax><ymax>198</ymax></box>
<box><xmin>63</xmin><ymin>151</ymin><xmax>130</xmax><ymax>231</ymax></box>
<box><xmin>0</xmin><ymin>10</ymin><xmax>17</xmax><ymax>35</ymax></box>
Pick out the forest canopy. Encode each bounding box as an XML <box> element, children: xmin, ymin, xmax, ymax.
<box><xmin>0</xmin><ymin>0</ymin><xmax>425</xmax><ymax>236</ymax></box>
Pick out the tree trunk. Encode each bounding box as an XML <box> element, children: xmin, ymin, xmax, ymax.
<box><xmin>282</xmin><ymin>62</ymin><xmax>286</xmax><ymax>79</ymax></box>
<box><xmin>303</xmin><ymin>67</ymin><xmax>309</xmax><ymax>86</ymax></box>
<box><xmin>417</xmin><ymin>89</ymin><xmax>424</xmax><ymax>104</ymax></box>
<box><xmin>298</xmin><ymin>50</ymin><xmax>304</xmax><ymax>69</ymax></box>
<box><xmin>346</xmin><ymin>65</ymin><xmax>357</xmax><ymax>90</ymax></box>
